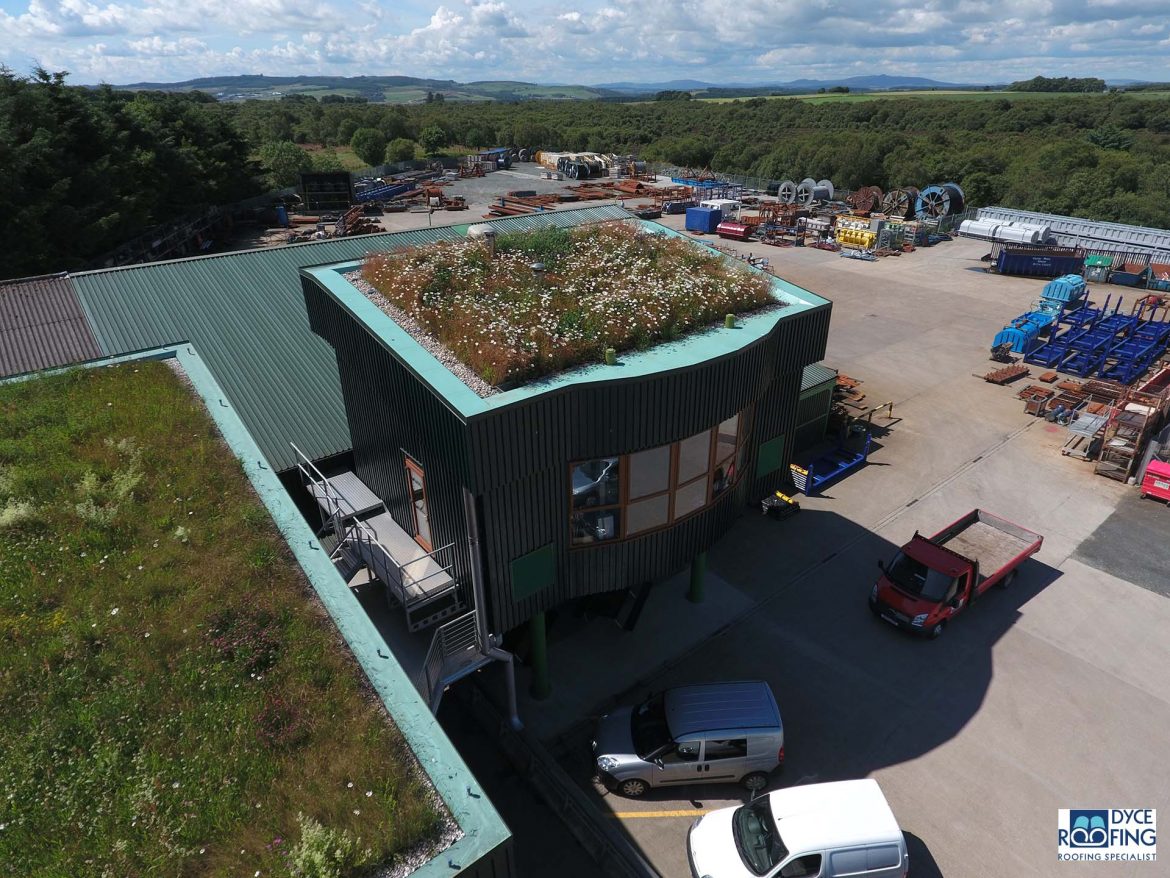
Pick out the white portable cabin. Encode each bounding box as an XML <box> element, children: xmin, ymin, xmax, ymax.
<box><xmin>700</xmin><ymin>198</ymin><xmax>739</xmax><ymax>214</ymax></box>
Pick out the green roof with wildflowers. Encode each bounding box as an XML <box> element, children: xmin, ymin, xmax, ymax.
<box><xmin>302</xmin><ymin>219</ymin><xmax>831</xmax><ymax>419</ymax></box>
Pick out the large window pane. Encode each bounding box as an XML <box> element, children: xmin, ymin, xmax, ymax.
<box><xmin>626</xmin><ymin>494</ymin><xmax>670</xmax><ymax>535</ymax></box>
<box><xmin>571</xmin><ymin>508</ymin><xmax>620</xmax><ymax>545</ymax></box>
<box><xmin>628</xmin><ymin>445</ymin><xmax>671</xmax><ymax>499</ymax></box>
<box><xmin>715</xmin><ymin>414</ymin><xmax>738</xmax><ymax>463</ymax></box>
<box><xmin>571</xmin><ymin>458</ymin><xmax>620</xmax><ymax>509</ymax></box>
<box><xmin>677</xmin><ymin>430</ymin><xmax>712</xmax><ymax>484</ymax></box>
<box><xmin>674</xmin><ymin>478</ymin><xmax>707</xmax><ymax>518</ymax></box>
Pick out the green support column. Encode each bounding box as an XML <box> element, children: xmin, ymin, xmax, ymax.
<box><xmin>688</xmin><ymin>552</ymin><xmax>707</xmax><ymax>604</ymax></box>
<box><xmin>529</xmin><ymin>611</ymin><xmax>551</xmax><ymax>701</ymax></box>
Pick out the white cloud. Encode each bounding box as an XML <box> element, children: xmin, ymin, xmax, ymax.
<box><xmin>0</xmin><ymin>0</ymin><xmax>1167</xmax><ymax>84</ymax></box>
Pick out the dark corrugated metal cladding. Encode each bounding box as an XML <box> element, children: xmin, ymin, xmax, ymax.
<box><xmin>0</xmin><ymin>274</ymin><xmax>102</xmax><ymax>376</ymax></box>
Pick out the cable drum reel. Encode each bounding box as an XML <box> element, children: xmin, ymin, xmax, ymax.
<box><xmin>881</xmin><ymin>188</ymin><xmax>919</xmax><ymax>219</ymax></box>
<box><xmin>793</xmin><ymin>178</ymin><xmax>835</xmax><ymax>206</ymax></box>
<box><xmin>776</xmin><ymin>180</ymin><xmax>798</xmax><ymax>204</ymax></box>
<box><xmin>915</xmin><ymin>182</ymin><xmax>966</xmax><ymax>219</ymax></box>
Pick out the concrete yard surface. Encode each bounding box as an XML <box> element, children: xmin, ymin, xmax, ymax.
<box><xmin>478</xmin><ymin>234</ymin><xmax>1170</xmax><ymax>878</ymax></box>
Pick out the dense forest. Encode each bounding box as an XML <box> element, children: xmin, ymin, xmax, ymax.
<box><xmin>0</xmin><ymin>69</ymin><xmax>256</xmax><ymax>279</ymax></box>
<box><xmin>4</xmin><ymin>68</ymin><xmax>1170</xmax><ymax>280</ymax></box>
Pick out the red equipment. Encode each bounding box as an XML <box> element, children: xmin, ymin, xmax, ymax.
<box><xmin>716</xmin><ymin>221</ymin><xmax>752</xmax><ymax>241</ymax></box>
<box><xmin>1140</xmin><ymin>460</ymin><xmax>1170</xmax><ymax>505</ymax></box>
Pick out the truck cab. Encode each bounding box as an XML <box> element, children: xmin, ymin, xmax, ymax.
<box><xmin>869</xmin><ymin>509</ymin><xmax>1043</xmax><ymax>638</ymax></box>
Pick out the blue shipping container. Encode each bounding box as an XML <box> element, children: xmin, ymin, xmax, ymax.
<box><xmin>996</xmin><ymin>249</ymin><xmax>1085</xmax><ymax>278</ymax></box>
<box><xmin>685</xmin><ymin>206</ymin><xmax>723</xmax><ymax>233</ymax></box>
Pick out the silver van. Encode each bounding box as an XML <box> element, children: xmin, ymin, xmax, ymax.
<box><xmin>592</xmin><ymin>681</ymin><xmax>784</xmax><ymax>797</ymax></box>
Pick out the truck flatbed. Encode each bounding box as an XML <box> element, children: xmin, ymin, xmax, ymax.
<box><xmin>945</xmin><ymin>520</ymin><xmax>1035</xmax><ymax>585</ymax></box>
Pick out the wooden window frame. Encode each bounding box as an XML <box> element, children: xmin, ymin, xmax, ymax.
<box><xmin>568</xmin><ymin>405</ymin><xmax>755</xmax><ymax>549</ymax></box>
<box><xmin>404</xmin><ymin>456</ymin><xmax>433</xmax><ymax>552</ymax></box>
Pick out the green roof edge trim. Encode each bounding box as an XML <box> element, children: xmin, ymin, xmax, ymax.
<box><xmin>303</xmin><ymin>218</ymin><xmax>832</xmax><ymax>420</ymax></box>
<box><xmin>3</xmin><ymin>345</ymin><xmax>511</xmax><ymax>875</ymax></box>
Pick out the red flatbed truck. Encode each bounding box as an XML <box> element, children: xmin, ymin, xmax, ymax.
<box><xmin>869</xmin><ymin>509</ymin><xmax>1043</xmax><ymax>639</ymax></box>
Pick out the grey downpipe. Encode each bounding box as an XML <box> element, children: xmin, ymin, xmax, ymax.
<box><xmin>463</xmin><ymin>487</ymin><xmax>523</xmax><ymax>731</ymax></box>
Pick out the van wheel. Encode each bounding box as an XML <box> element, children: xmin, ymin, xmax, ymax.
<box><xmin>928</xmin><ymin>621</ymin><xmax>946</xmax><ymax>639</ymax></box>
<box><xmin>999</xmin><ymin>570</ymin><xmax>1017</xmax><ymax>590</ymax></box>
<box><xmin>618</xmin><ymin>778</ymin><xmax>648</xmax><ymax>797</ymax></box>
<box><xmin>742</xmin><ymin>772</ymin><xmax>769</xmax><ymax>792</ymax></box>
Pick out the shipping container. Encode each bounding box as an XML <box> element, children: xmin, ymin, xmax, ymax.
<box><xmin>685</xmin><ymin>206</ymin><xmax>723</xmax><ymax>234</ymax></box>
<box><xmin>995</xmin><ymin>247</ymin><xmax>1085</xmax><ymax>278</ymax></box>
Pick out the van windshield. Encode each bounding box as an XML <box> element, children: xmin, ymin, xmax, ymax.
<box><xmin>732</xmin><ymin>797</ymin><xmax>788</xmax><ymax>875</ymax></box>
<box><xmin>885</xmin><ymin>551</ymin><xmax>956</xmax><ymax>602</ymax></box>
<box><xmin>630</xmin><ymin>694</ymin><xmax>670</xmax><ymax>759</ymax></box>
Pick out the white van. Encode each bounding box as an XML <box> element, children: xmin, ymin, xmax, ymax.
<box><xmin>687</xmin><ymin>779</ymin><xmax>908</xmax><ymax>878</ymax></box>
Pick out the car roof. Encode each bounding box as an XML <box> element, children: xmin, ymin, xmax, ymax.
<box><xmin>664</xmin><ymin>681</ymin><xmax>781</xmax><ymax>738</ymax></box>
<box><xmin>767</xmin><ymin>780</ymin><xmax>903</xmax><ymax>852</ymax></box>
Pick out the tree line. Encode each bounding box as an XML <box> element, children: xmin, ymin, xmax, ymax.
<box><xmin>3</xmin><ymin>67</ymin><xmax>1170</xmax><ymax>280</ymax></box>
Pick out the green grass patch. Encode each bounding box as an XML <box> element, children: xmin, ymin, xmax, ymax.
<box><xmin>362</xmin><ymin>222</ymin><xmax>776</xmax><ymax>386</ymax></box>
<box><xmin>0</xmin><ymin>363</ymin><xmax>442</xmax><ymax>876</ymax></box>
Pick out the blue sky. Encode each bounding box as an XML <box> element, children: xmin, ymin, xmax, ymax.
<box><xmin>1</xmin><ymin>0</ymin><xmax>1168</xmax><ymax>86</ymax></box>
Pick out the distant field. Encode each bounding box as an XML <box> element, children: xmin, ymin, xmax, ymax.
<box><xmin>698</xmin><ymin>89</ymin><xmax>1170</xmax><ymax>104</ymax></box>
<box><xmin>297</xmin><ymin>144</ymin><xmax>370</xmax><ymax>171</ymax></box>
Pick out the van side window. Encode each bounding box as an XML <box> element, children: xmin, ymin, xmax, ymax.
<box><xmin>779</xmin><ymin>854</ymin><xmax>821</xmax><ymax>877</ymax></box>
<box><xmin>867</xmin><ymin>845</ymin><xmax>901</xmax><ymax>869</ymax></box>
<box><xmin>829</xmin><ymin>850</ymin><xmax>867</xmax><ymax>875</ymax></box>
<box><xmin>703</xmin><ymin>739</ymin><xmax>748</xmax><ymax>760</ymax></box>
<box><xmin>661</xmin><ymin>741</ymin><xmax>701</xmax><ymax>763</ymax></box>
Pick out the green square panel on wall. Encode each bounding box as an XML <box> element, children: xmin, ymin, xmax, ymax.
<box><xmin>511</xmin><ymin>543</ymin><xmax>556</xmax><ymax>602</ymax></box>
<box><xmin>756</xmin><ymin>434</ymin><xmax>785</xmax><ymax>477</ymax></box>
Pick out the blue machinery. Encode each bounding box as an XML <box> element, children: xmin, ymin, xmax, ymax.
<box><xmin>354</xmin><ymin>181</ymin><xmax>416</xmax><ymax>203</ymax></box>
<box><xmin>993</xmin><ymin>275</ymin><xmax>1088</xmax><ymax>354</ymax></box>
<box><xmin>1022</xmin><ymin>295</ymin><xmax>1170</xmax><ymax>384</ymax></box>
<box><xmin>790</xmin><ymin>432</ymin><xmax>873</xmax><ymax>496</ymax></box>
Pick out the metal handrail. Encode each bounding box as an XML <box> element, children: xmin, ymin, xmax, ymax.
<box><xmin>419</xmin><ymin>610</ymin><xmax>482</xmax><ymax>705</ymax></box>
<box><xmin>290</xmin><ymin>442</ymin><xmax>458</xmax><ymax>608</ymax></box>
<box><xmin>348</xmin><ymin>518</ymin><xmax>456</xmax><ymax>608</ymax></box>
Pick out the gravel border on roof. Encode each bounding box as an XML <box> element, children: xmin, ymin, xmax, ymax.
<box><xmin>345</xmin><ymin>269</ymin><xmax>500</xmax><ymax>399</ymax></box>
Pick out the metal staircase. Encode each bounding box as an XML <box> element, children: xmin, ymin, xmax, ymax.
<box><xmin>290</xmin><ymin>444</ymin><xmax>521</xmax><ymax>723</ymax></box>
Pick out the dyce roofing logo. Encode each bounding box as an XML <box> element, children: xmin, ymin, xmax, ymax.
<box><xmin>1067</xmin><ymin>811</ymin><xmax>1109</xmax><ymax>848</ymax></box>
<box><xmin>1058</xmin><ymin>809</ymin><xmax>1157</xmax><ymax>862</ymax></box>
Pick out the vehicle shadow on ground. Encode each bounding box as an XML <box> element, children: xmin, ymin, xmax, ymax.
<box><xmin>513</xmin><ymin>504</ymin><xmax>1063</xmax><ymax>876</ymax></box>
<box><xmin>904</xmin><ymin>832</ymin><xmax>943</xmax><ymax>877</ymax></box>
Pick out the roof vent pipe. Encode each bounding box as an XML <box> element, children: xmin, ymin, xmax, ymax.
<box><xmin>468</xmin><ymin>223</ymin><xmax>497</xmax><ymax>258</ymax></box>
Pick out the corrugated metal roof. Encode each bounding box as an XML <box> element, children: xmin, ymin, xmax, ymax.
<box><xmin>801</xmin><ymin>363</ymin><xmax>838</xmax><ymax>393</ymax></box>
<box><xmin>0</xmin><ymin>273</ymin><xmax>102</xmax><ymax>377</ymax></box>
<box><xmin>70</xmin><ymin>205</ymin><xmax>629</xmax><ymax>471</ymax></box>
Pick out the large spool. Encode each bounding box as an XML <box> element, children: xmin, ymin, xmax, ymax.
<box><xmin>880</xmin><ymin>187</ymin><xmax>919</xmax><ymax>219</ymax></box>
<box><xmin>795</xmin><ymin>178</ymin><xmax>817</xmax><ymax>206</ymax></box>
<box><xmin>847</xmin><ymin>185</ymin><xmax>883</xmax><ymax>214</ymax></box>
<box><xmin>916</xmin><ymin>182</ymin><xmax>966</xmax><ymax>218</ymax></box>
<box><xmin>776</xmin><ymin>180</ymin><xmax>797</xmax><ymax>204</ymax></box>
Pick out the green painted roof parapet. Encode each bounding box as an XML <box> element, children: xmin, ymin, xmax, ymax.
<box><xmin>2</xmin><ymin>345</ymin><xmax>513</xmax><ymax>875</ymax></box>
<box><xmin>302</xmin><ymin>219</ymin><xmax>831</xmax><ymax>421</ymax></box>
